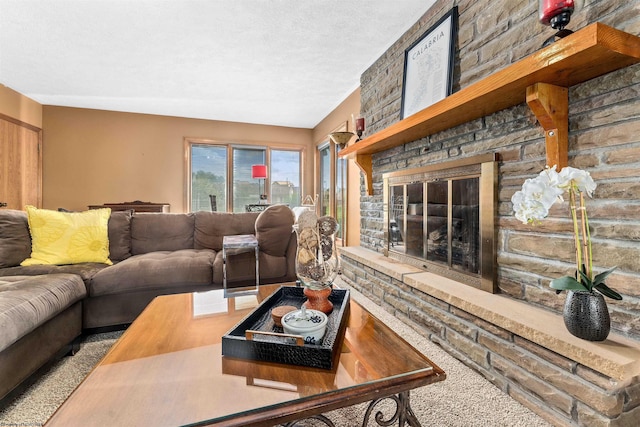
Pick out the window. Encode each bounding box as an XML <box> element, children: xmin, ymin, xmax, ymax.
<box><xmin>317</xmin><ymin>141</ymin><xmax>347</xmax><ymax>242</ymax></box>
<box><xmin>190</xmin><ymin>144</ymin><xmax>227</xmax><ymax>212</ymax></box>
<box><xmin>271</xmin><ymin>149</ymin><xmax>301</xmax><ymax>207</ymax></box>
<box><xmin>186</xmin><ymin>139</ymin><xmax>302</xmax><ymax>213</ymax></box>
<box><xmin>233</xmin><ymin>147</ymin><xmax>265</xmax><ymax>212</ymax></box>
<box><xmin>336</xmin><ymin>156</ymin><xmax>346</xmax><ymax>240</ymax></box>
<box><xmin>318</xmin><ymin>144</ymin><xmax>331</xmax><ymax>217</ymax></box>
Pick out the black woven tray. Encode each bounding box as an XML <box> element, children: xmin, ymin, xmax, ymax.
<box><xmin>221</xmin><ymin>286</ymin><xmax>350</xmax><ymax>370</ymax></box>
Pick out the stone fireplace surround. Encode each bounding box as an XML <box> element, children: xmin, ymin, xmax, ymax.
<box><xmin>340</xmin><ymin>247</ymin><xmax>640</xmax><ymax>426</ymax></box>
<box><xmin>338</xmin><ymin>0</ymin><xmax>640</xmax><ymax>425</ymax></box>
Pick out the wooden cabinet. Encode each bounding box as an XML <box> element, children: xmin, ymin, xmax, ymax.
<box><xmin>88</xmin><ymin>201</ymin><xmax>170</xmax><ymax>213</ymax></box>
<box><xmin>0</xmin><ymin>114</ymin><xmax>42</xmax><ymax>210</ymax></box>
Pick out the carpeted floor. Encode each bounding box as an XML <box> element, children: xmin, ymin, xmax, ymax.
<box><xmin>0</xmin><ymin>283</ymin><xmax>552</xmax><ymax>426</ymax></box>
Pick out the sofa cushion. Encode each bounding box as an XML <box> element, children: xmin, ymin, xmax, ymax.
<box><xmin>194</xmin><ymin>211</ymin><xmax>259</xmax><ymax>251</ymax></box>
<box><xmin>131</xmin><ymin>213</ymin><xmax>195</xmax><ymax>255</ymax></box>
<box><xmin>255</xmin><ymin>205</ymin><xmax>295</xmax><ymax>257</ymax></box>
<box><xmin>0</xmin><ymin>263</ymin><xmax>109</xmax><ymax>286</ymax></box>
<box><xmin>21</xmin><ymin>206</ymin><xmax>112</xmax><ymax>266</ymax></box>
<box><xmin>0</xmin><ymin>274</ymin><xmax>86</xmax><ymax>352</ymax></box>
<box><xmin>0</xmin><ymin>209</ymin><xmax>31</xmax><ymax>268</ymax></box>
<box><xmin>108</xmin><ymin>210</ymin><xmax>133</xmax><ymax>262</ymax></box>
<box><xmin>89</xmin><ymin>249</ymin><xmax>215</xmax><ymax>297</ymax></box>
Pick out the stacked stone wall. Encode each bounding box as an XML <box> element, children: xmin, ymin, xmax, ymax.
<box><xmin>341</xmin><ymin>255</ymin><xmax>640</xmax><ymax>426</ymax></box>
<box><xmin>356</xmin><ymin>0</ymin><xmax>640</xmax><ymax>340</ymax></box>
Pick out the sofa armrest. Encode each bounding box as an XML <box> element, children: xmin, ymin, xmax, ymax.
<box><xmin>284</xmin><ymin>231</ymin><xmax>297</xmax><ymax>281</ymax></box>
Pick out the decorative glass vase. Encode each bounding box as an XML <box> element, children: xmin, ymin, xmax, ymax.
<box><xmin>293</xmin><ymin>210</ymin><xmax>340</xmax><ymax>314</ymax></box>
<box><xmin>563</xmin><ymin>290</ymin><xmax>611</xmax><ymax>341</ymax></box>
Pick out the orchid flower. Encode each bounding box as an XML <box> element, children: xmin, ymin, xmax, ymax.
<box><xmin>511</xmin><ymin>166</ymin><xmax>621</xmax><ymax>300</ymax></box>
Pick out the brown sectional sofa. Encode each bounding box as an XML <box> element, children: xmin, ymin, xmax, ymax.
<box><xmin>0</xmin><ymin>205</ymin><xmax>296</xmax><ymax>403</ymax></box>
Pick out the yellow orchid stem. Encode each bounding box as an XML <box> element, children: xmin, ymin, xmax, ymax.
<box><xmin>569</xmin><ymin>189</ymin><xmax>583</xmax><ymax>282</ymax></box>
<box><xmin>580</xmin><ymin>191</ymin><xmax>593</xmax><ymax>281</ymax></box>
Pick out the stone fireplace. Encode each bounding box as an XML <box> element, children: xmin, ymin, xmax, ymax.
<box><xmin>338</xmin><ymin>1</ymin><xmax>640</xmax><ymax>425</ymax></box>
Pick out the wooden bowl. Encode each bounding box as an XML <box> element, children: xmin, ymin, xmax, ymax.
<box><xmin>271</xmin><ymin>305</ymin><xmax>297</xmax><ymax>327</ymax></box>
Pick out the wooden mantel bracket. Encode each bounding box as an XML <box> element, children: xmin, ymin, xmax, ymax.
<box><xmin>526</xmin><ymin>83</ymin><xmax>569</xmax><ymax>170</ymax></box>
<box><xmin>355</xmin><ymin>153</ymin><xmax>373</xmax><ymax>195</ymax></box>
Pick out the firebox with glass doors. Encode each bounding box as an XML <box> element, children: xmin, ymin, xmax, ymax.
<box><xmin>383</xmin><ymin>154</ymin><xmax>498</xmax><ymax>293</ymax></box>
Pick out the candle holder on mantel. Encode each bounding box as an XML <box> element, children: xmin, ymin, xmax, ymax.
<box><xmin>355</xmin><ymin>117</ymin><xmax>365</xmax><ymax>140</ymax></box>
<box><xmin>539</xmin><ymin>0</ymin><xmax>581</xmax><ymax>47</ymax></box>
<box><xmin>293</xmin><ymin>209</ymin><xmax>340</xmax><ymax>314</ymax></box>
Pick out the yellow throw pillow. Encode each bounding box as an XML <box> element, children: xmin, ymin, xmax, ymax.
<box><xmin>21</xmin><ymin>206</ymin><xmax>113</xmax><ymax>266</ymax></box>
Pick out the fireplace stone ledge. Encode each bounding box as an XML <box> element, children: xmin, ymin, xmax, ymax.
<box><xmin>339</xmin><ymin>246</ymin><xmax>640</xmax><ymax>383</ymax></box>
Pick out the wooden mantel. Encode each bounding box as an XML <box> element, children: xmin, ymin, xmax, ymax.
<box><xmin>339</xmin><ymin>23</ymin><xmax>640</xmax><ymax>195</ymax></box>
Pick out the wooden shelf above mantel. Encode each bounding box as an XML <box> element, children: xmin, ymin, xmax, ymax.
<box><xmin>340</xmin><ymin>23</ymin><xmax>640</xmax><ymax>195</ymax></box>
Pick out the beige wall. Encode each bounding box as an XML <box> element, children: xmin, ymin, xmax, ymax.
<box><xmin>42</xmin><ymin>106</ymin><xmax>314</xmax><ymax>212</ymax></box>
<box><xmin>312</xmin><ymin>88</ymin><xmax>361</xmax><ymax>246</ymax></box>
<box><xmin>0</xmin><ymin>84</ymin><xmax>42</xmax><ymax>128</ymax></box>
<box><xmin>5</xmin><ymin>85</ymin><xmax>360</xmax><ymax>241</ymax></box>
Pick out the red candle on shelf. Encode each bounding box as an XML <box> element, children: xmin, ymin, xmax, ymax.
<box><xmin>539</xmin><ymin>0</ymin><xmax>574</xmax><ymax>27</ymax></box>
<box><xmin>355</xmin><ymin>117</ymin><xmax>365</xmax><ymax>140</ymax></box>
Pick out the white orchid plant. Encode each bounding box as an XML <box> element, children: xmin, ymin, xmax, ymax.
<box><xmin>511</xmin><ymin>166</ymin><xmax>621</xmax><ymax>300</ymax></box>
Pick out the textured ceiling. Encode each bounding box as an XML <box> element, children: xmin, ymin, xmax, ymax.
<box><xmin>0</xmin><ymin>0</ymin><xmax>436</xmax><ymax>128</ymax></box>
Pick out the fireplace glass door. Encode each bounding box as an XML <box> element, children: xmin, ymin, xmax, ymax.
<box><xmin>425</xmin><ymin>180</ymin><xmax>447</xmax><ymax>265</ymax></box>
<box><xmin>389</xmin><ymin>178</ymin><xmax>479</xmax><ymax>274</ymax></box>
<box><xmin>450</xmin><ymin>178</ymin><xmax>479</xmax><ymax>274</ymax></box>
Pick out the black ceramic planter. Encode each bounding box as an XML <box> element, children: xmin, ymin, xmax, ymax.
<box><xmin>563</xmin><ymin>290</ymin><xmax>611</xmax><ymax>341</ymax></box>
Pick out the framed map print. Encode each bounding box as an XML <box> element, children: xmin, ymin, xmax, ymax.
<box><xmin>400</xmin><ymin>7</ymin><xmax>458</xmax><ymax>119</ymax></box>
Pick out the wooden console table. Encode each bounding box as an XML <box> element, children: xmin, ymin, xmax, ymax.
<box><xmin>88</xmin><ymin>201</ymin><xmax>170</xmax><ymax>213</ymax></box>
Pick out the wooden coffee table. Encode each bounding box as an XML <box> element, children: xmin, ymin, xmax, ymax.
<box><xmin>44</xmin><ymin>284</ymin><xmax>445</xmax><ymax>427</ymax></box>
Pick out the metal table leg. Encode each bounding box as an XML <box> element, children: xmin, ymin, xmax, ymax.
<box><xmin>283</xmin><ymin>414</ymin><xmax>335</xmax><ymax>427</ymax></box>
<box><xmin>255</xmin><ymin>244</ymin><xmax>260</xmax><ymax>290</ymax></box>
<box><xmin>281</xmin><ymin>391</ymin><xmax>421</xmax><ymax>427</ymax></box>
<box><xmin>222</xmin><ymin>246</ymin><xmax>227</xmax><ymax>292</ymax></box>
<box><xmin>362</xmin><ymin>391</ymin><xmax>421</xmax><ymax>427</ymax></box>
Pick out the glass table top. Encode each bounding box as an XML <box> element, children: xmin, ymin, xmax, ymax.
<box><xmin>45</xmin><ymin>284</ymin><xmax>444</xmax><ymax>426</ymax></box>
